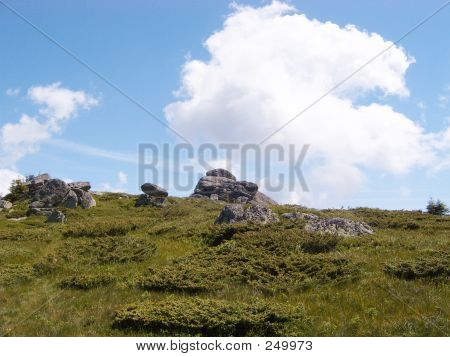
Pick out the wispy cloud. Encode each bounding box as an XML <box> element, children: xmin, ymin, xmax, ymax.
<box><xmin>47</xmin><ymin>138</ymin><xmax>138</xmax><ymax>164</ymax></box>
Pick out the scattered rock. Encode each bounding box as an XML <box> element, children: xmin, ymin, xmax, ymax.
<box><xmin>46</xmin><ymin>210</ymin><xmax>66</xmax><ymax>223</ymax></box>
<box><xmin>210</xmin><ymin>194</ymin><xmax>219</xmax><ymax>201</ymax></box>
<box><xmin>281</xmin><ymin>212</ymin><xmax>300</xmax><ymax>220</ymax></box>
<box><xmin>68</xmin><ymin>181</ymin><xmax>91</xmax><ymax>191</ymax></box>
<box><xmin>304</xmin><ymin>217</ymin><xmax>373</xmax><ymax>236</ymax></box>
<box><xmin>0</xmin><ymin>200</ymin><xmax>12</xmax><ymax>211</ymax></box>
<box><xmin>215</xmin><ymin>203</ymin><xmax>279</xmax><ymax>225</ymax></box>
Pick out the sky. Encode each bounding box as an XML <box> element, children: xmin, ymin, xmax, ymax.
<box><xmin>0</xmin><ymin>0</ymin><xmax>449</xmax><ymax>209</ymax></box>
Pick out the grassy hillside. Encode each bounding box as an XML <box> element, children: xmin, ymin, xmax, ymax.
<box><xmin>0</xmin><ymin>194</ymin><xmax>448</xmax><ymax>336</ymax></box>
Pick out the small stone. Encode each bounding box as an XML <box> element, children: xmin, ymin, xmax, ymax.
<box><xmin>0</xmin><ymin>200</ymin><xmax>12</xmax><ymax>210</ymax></box>
<box><xmin>46</xmin><ymin>210</ymin><xmax>66</xmax><ymax>223</ymax></box>
<box><xmin>215</xmin><ymin>204</ymin><xmax>245</xmax><ymax>224</ymax></box>
<box><xmin>67</xmin><ymin>181</ymin><xmax>91</xmax><ymax>191</ymax></box>
<box><xmin>141</xmin><ymin>183</ymin><xmax>168</xmax><ymax>197</ymax></box>
<box><xmin>135</xmin><ymin>194</ymin><xmax>166</xmax><ymax>207</ymax></box>
<box><xmin>210</xmin><ymin>194</ymin><xmax>219</xmax><ymax>201</ymax></box>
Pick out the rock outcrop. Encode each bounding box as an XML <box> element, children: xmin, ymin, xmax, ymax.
<box><xmin>136</xmin><ymin>183</ymin><xmax>168</xmax><ymax>207</ymax></box>
<box><xmin>215</xmin><ymin>203</ymin><xmax>279</xmax><ymax>225</ymax></box>
<box><xmin>29</xmin><ymin>178</ymin><xmax>96</xmax><ymax>211</ymax></box>
<box><xmin>192</xmin><ymin>169</ymin><xmax>261</xmax><ymax>203</ymax></box>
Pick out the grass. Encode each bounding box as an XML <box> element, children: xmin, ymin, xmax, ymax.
<box><xmin>0</xmin><ymin>194</ymin><xmax>448</xmax><ymax>336</ymax></box>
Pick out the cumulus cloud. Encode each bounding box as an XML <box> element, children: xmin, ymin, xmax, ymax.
<box><xmin>0</xmin><ymin>83</ymin><xmax>98</xmax><ymax>193</ymax></box>
<box><xmin>165</xmin><ymin>1</ymin><xmax>450</xmax><ymax>207</ymax></box>
<box><xmin>118</xmin><ymin>171</ymin><xmax>128</xmax><ymax>185</ymax></box>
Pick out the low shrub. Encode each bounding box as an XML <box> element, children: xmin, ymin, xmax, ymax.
<box><xmin>0</xmin><ymin>264</ymin><xmax>34</xmax><ymax>286</ymax></box>
<box><xmin>58</xmin><ymin>273</ymin><xmax>115</xmax><ymax>290</ymax></box>
<box><xmin>63</xmin><ymin>220</ymin><xmax>139</xmax><ymax>238</ymax></box>
<box><xmin>113</xmin><ymin>297</ymin><xmax>311</xmax><ymax>336</ymax></box>
<box><xmin>201</xmin><ymin>224</ymin><xmax>258</xmax><ymax>246</ymax></box>
<box><xmin>138</xmin><ymin>230</ymin><xmax>359</xmax><ymax>293</ymax></box>
<box><xmin>38</xmin><ymin>236</ymin><xmax>157</xmax><ymax>269</ymax></box>
<box><xmin>298</xmin><ymin>234</ymin><xmax>339</xmax><ymax>253</ymax></box>
<box><xmin>384</xmin><ymin>251</ymin><xmax>449</xmax><ymax>280</ymax></box>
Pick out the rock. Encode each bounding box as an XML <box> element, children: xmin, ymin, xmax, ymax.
<box><xmin>29</xmin><ymin>201</ymin><xmax>45</xmax><ymax>209</ymax></box>
<box><xmin>215</xmin><ymin>203</ymin><xmax>278</xmax><ymax>225</ymax></box>
<box><xmin>67</xmin><ymin>181</ymin><xmax>91</xmax><ymax>191</ymax></box>
<box><xmin>135</xmin><ymin>194</ymin><xmax>166</xmax><ymax>207</ymax></box>
<box><xmin>281</xmin><ymin>212</ymin><xmax>300</xmax><ymax>220</ymax></box>
<box><xmin>300</xmin><ymin>213</ymin><xmax>319</xmax><ymax>221</ymax></box>
<box><xmin>141</xmin><ymin>183</ymin><xmax>168</xmax><ymax>197</ymax></box>
<box><xmin>193</xmin><ymin>169</ymin><xmax>258</xmax><ymax>203</ymax></box>
<box><xmin>304</xmin><ymin>217</ymin><xmax>373</xmax><ymax>236</ymax></box>
<box><xmin>206</xmin><ymin>168</ymin><xmax>236</xmax><ymax>181</ymax></box>
<box><xmin>0</xmin><ymin>200</ymin><xmax>12</xmax><ymax>210</ymax></box>
<box><xmin>210</xmin><ymin>194</ymin><xmax>219</xmax><ymax>201</ymax></box>
<box><xmin>72</xmin><ymin>189</ymin><xmax>96</xmax><ymax>209</ymax></box>
<box><xmin>27</xmin><ymin>208</ymin><xmax>54</xmax><ymax>217</ymax></box>
<box><xmin>63</xmin><ymin>190</ymin><xmax>78</xmax><ymax>209</ymax></box>
<box><xmin>46</xmin><ymin>210</ymin><xmax>66</xmax><ymax>223</ymax></box>
<box><xmin>243</xmin><ymin>203</ymin><xmax>279</xmax><ymax>224</ymax></box>
<box><xmin>25</xmin><ymin>173</ymin><xmax>51</xmax><ymax>195</ymax></box>
<box><xmin>215</xmin><ymin>204</ymin><xmax>245</xmax><ymax>224</ymax></box>
<box><xmin>32</xmin><ymin>179</ymin><xmax>69</xmax><ymax>208</ymax></box>
<box><xmin>252</xmin><ymin>192</ymin><xmax>278</xmax><ymax>205</ymax></box>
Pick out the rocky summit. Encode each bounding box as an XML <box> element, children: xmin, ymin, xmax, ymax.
<box><xmin>191</xmin><ymin>168</ymin><xmax>260</xmax><ymax>203</ymax></box>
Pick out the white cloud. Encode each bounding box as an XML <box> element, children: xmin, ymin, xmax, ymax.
<box><xmin>5</xmin><ymin>88</ymin><xmax>20</xmax><ymax>96</ymax></box>
<box><xmin>165</xmin><ymin>1</ymin><xmax>449</xmax><ymax>207</ymax></box>
<box><xmin>0</xmin><ymin>83</ymin><xmax>99</xmax><ymax>182</ymax></box>
<box><xmin>0</xmin><ymin>169</ymin><xmax>24</xmax><ymax>197</ymax></box>
<box><xmin>118</xmin><ymin>171</ymin><xmax>128</xmax><ymax>185</ymax></box>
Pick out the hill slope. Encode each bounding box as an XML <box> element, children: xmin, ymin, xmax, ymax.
<box><xmin>0</xmin><ymin>194</ymin><xmax>448</xmax><ymax>336</ymax></box>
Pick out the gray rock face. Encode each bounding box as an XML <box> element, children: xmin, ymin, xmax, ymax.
<box><xmin>32</xmin><ymin>179</ymin><xmax>69</xmax><ymax>208</ymax></box>
<box><xmin>67</xmin><ymin>181</ymin><xmax>91</xmax><ymax>191</ymax></box>
<box><xmin>0</xmin><ymin>200</ymin><xmax>12</xmax><ymax>210</ymax></box>
<box><xmin>215</xmin><ymin>203</ymin><xmax>278</xmax><ymax>224</ymax></box>
<box><xmin>46</xmin><ymin>210</ymin><xmax>66</xmax><ymax>223</ymax></box>
<box><xmin>141</xmin><ymin>183</ymin><xmax>168</xmax><ymax>197</ymax></box>
<box><xmin>25</xmin><ymin>173</ymin><xmax>51</xmax><ymax>195</ymax></box>
<box><xmin>63</xmin><ymin>190</ymin><xmax>79</xmax><ymax>209</ymax></box>
<box><xmin>304</xmin><ymin>217</ymin><xmax>373</xmax><ymax>236</ymax></box>
<box><xmin>205</xmin><ymin>168</ymin><xmax>236</xmax><ymax>181</ymax></box>
<box><xmin>281</xmin><ymin>212</ymin><xmax>318</xmax><ymax>220</ymax></box>
<box><xmin>192</xmin><ymin>169</ymin><xmax>259</xmax><ymax>203</ymax></box>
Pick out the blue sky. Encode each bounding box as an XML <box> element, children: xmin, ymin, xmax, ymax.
<box><xmin>0</xmin><ymin>0</ymin><xmax>449</xmax><ymax>209</ymax></box>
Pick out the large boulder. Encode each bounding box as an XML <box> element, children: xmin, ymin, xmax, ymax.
<box><xmin>192</xmin><ymin>169</ymin><xmax>259</xmax><ymax>203</ymax></box>
<box><xmin>141</xmin><ymin>183</ymin><xmax>168</xmax><ymax>197</ymax></box>
<box><xmin>32</xmin><ymin>179</ymin><xmax>69</xmax><ymax>208</ymax></box>
<box><xmin>0</xmin><ymin>200</ymin><xmax>12</xmax><ymax>211</ymax></box>
<box><xmin>215</xmin><ymin>203</ymin><xmax>278</xmax><ymax>225</ymax></box>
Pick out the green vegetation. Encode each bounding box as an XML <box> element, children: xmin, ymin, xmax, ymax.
<box><xmin>426</xmin><ymin>198</ymin><xmax>449</xmax><ymax>216</ymax></box>
<box><xmin>0</xmin><ymin>194</ymin><xmax>448</xmax><ymax>336</ymax></box>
